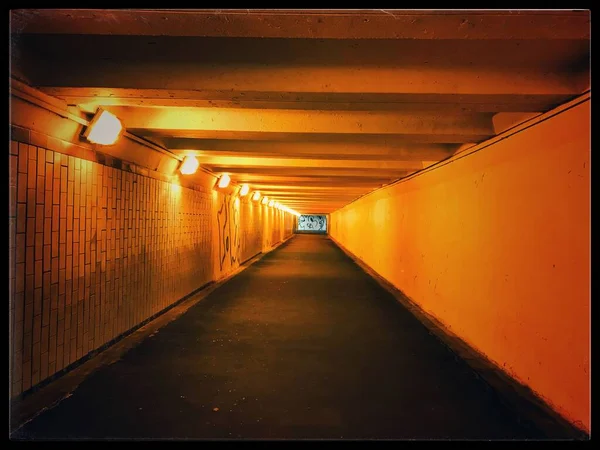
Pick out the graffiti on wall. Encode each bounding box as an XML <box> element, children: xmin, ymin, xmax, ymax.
<box><xmin>297</xmin><ymin>215</ymin><xmax>327</xmax><ymax>232</ymax></box>
<box><xmin>216</xmin><ymin>195</ymin><xmax>241</xmax><ymax>271</ymax></box>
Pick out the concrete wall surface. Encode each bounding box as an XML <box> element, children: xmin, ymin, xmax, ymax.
<box><xmin>330</xmin><ymin>99</ymin><xmax>590</xmax><ymax>432</ymax></box>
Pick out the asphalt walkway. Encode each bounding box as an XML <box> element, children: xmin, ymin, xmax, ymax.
<box><xmin>11</xmin><ymin>234</ymin><xmax>547</xmax><ymax>440</ymax></box>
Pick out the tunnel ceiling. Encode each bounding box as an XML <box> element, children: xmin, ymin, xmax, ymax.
<box><xmin>10</xmin><ymin>9</ymin><xmax>590</xmax><ymax>214</ymax></box>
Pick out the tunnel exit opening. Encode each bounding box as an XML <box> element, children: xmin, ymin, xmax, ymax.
<box><xmin>296</xmin><ymin>214</ymin><xmax>328</xmax><ymax>234</ymax></box>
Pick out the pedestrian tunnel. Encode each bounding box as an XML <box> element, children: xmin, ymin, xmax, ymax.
<box><xmin>296</xmin><ymin>215</ymin><xmax>328</xmax><ymax>234</ymax></box>
<box><xmin>9</xmin><ymin>9</ymin><xmax>590</xmax><ymax>440</ymax></box>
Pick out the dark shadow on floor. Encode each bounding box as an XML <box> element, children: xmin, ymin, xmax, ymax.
<box><xmin>11</xmin><ymin>235</ymin><xmax>553</xmax><ymax>440</ymax></box>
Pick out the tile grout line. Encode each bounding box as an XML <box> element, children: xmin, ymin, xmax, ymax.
<box><xmin>9</xmin><ymin>233</ymin><xmax>296</xmax><ymax>435</ymax></box>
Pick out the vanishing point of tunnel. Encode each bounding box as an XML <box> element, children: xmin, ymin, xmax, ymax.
<box><xmin>9</xmin><ymin>9</ymin><xmax>590</xmax><ymax>440</ymax></box>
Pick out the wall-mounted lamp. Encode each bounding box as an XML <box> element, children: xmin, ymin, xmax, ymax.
<box><xmin>239</xmin><ymin>184</ymin><xmax>250</xmax><ymax>197</ymax></box>
<box><xmin>251</xmin><ymin>191</ymin><xmax>261</xmax><ymax>202</ymax></box>
<box><xmin>261</xmin><ymin>196</ymin><xmax>269</xmax><ymax>205</ymax></box>
<box><xmin>82</xmin><ymin>108</ymin><xmax>123</xmax><ymax>145</ymax></box>
<box><xmin>217</xmin><ymin>174</ymin><xmax>231</xmax><ymax>189</ymax></box>
<box><xmin>268</xmin><ymin>200</ymin><xmax>274</xmax><ymax>207</ymax></box>
<box><xmin>179</xmin><ymin>155</ymin><xmax>199</xmax><ymax>175</ymax></box>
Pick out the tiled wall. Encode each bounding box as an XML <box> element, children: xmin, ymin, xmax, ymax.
<box><xmin>239</xmin><ymin>197</ymin><xmax>264</xmax><ymax>264</ymax></box>
<box><xmin>277</xmin><ymin>208</ymin><xmax>295</xmax><ymax>247</ymax></box>
<box><xmin>263</xmin><ymin>206</ymin><xmax>295</xmax><ymax>252</ymax></box>
<box><xmin>9</xmin><ymin>140</ymin><xmax>214</xmax><ymax>397</ymax></box>
<box><xmin>212</xmin><ymin>191</ymin><xmax>295</xmax><ymax>277</ymax></box>
<box><xmin>9</xmin><ymin>137</ymin><xmax>294</xmax><ymax>399</ymax></box>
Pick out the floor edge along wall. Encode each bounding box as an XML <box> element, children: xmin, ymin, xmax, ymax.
<box><xmin>8</xmin><ymin>84</ymin><xmax>295</xmax><ymax>404</ymax></box>
<box><xmin>9</xmin><ymin>233</ymin><xmax>296</xmax><ymax>434</ymax></box>
<box><xmin>329</xmin><ymin>94</ymin><xmax>590</xmax><ymax>434</ymax></box>
<box><xmin>328</xmin><ymin>234</ymin><xmax>588</xmax><ymax>440</ymax></box>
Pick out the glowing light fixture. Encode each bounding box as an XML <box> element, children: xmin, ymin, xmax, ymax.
<box><xmin>261</xmin><ymin>196</ymin><xmax>269</xmax><ymax>205</ymax></box>
<box><xmin>217</xmin><ymin>174</ymin><xmax>231</xmax><ymax>189</ymax></box>
<box><xmin>251</xmin><ymin>191</ymin><xmax>261</xmax><ymax>202</ymax></box>
<box><xmin>268</xmin><ymin>200</ymin><xmax>274</xmax><ymax>207</ymax></box>
<box><xmin>179</xmin><ymin>155</ymin><xmax>199</xmax><ymax>175</ymax></box>
<box><xmin>83</xmin><ymin>108</ymin><xmax>123</xmax><ymax>145</ymax></box>
<box><xmin>239</xmin><ymin>184</ymin><xmax>250</xmax><ymax>197</ymax></box>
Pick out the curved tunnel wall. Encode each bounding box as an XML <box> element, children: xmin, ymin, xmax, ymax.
<box><xmin>330</xmin><ymin>99</ymin><xmax>590</xmax><ymax>432</ymax></box>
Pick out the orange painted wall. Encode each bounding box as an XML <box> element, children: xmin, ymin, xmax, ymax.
<box><xmin>330</xmin><ymin>99</ymin><xmax>590</xmax><ymax>432</ymax></box>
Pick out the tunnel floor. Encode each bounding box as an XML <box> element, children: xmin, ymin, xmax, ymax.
<box><xmin>11</xmin><ymin>234</ymin><xmax>549</xmax><ymax>440</ymax></box>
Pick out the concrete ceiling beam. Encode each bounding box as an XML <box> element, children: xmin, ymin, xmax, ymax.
<box><xmin>11</xmin><ymin>9</ymin><xmax>589</xmax><ymax>40</ymax></box>
<box><xmin>492</xmin><ymin>112</ymin><xmax>542</xmax><ymax>134</ymax></box>
<box><xmin>98</xmin><ymin>106</ymin><xmax>494</xmax><ymax>141</ymax></box>
<box><xmin>194</xmin><ymin>155</ymin><xmax>428</xmax><ymax>171</ymax></box>
<box><xmin>203</xmin><ymin>166</ymin><xmax>409</xmax><ymax>178</ymax></box>
<box><xmin>33</xmin><ymin>65</ymin><xmax>579</xmax><ymax>98</ymax></box>
<box><xmin>167</xmin><ymin>140</ymin><xmax>456</xmax><ymax>158</ymax></box>
<box><xmin>61</xmin><ymin>96</ymin><xmax>569</xmax><ymax>113</ymax></box>
<box><xmin>242</xmin><ymin>185</ymin><xmax>373</xmax><ymax>192</ymax></box>
<box><xmin>171</xmin><ymin>149</ymin><xmax>454</xmax><ymax>162</ymax></box>
<box><xmin>137</xmin><ymin>130</ymin><xmax>489</xmax><ymax>144</ymax></box>
<box><xmin>229</xmin><ymin>175</ymin><xmax>389</xmax><ymax>184</ymax></box>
